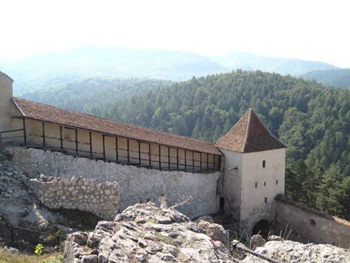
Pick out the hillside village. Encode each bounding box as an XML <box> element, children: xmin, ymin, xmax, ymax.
<box><xmin>2</xmin><ymin>67</ymin><xmax>350</xmax><ymax>263</ymax></box>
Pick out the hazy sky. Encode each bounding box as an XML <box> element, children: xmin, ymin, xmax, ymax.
<box><xmin>1</xmin><ymin>0</ymin><xmax>350</xmax><ymax>67</ymax></box>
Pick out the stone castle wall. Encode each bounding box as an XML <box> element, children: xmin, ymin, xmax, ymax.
<box><xmin>9</xmin><ymin>147</ymin><xmax>221</xmax><ymax>219</ymax></box>
<box><xmin>275</xmin><ymin>196</ymin><xmax>350</xmax><ymax>248</ymax></box>
<box><xmin>30</xmin><ymin>175</ymin><xmax>120</xmax><ymax>220</ymax></box>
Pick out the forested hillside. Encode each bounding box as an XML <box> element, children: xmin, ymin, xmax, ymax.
<box><xmin>22</xmin><ymin>78</ymin><xmax>171</xmax><ymax>114</ymax></box>
<box><xmin>301</xmin><ymin>69</ymin><xmax>350</xmax><ymax>88</ymax></box>
<box><xmin>22</xmin><ymin>70</ymin><xmax>350</xmax><ymax>220</ymax></box>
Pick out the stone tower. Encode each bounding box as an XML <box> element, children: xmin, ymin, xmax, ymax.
<box><xmin>215</xmin><ymin>108</ymin><xmax>286</xmax><ymax>236</ymax></box>
<box><xmin>0</xmin><ymin>71</ymin><xmax>13</xmax><ymax>132</ymax></box>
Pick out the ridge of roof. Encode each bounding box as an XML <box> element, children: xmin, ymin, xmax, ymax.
<box><xmin>215</xmin><ymin>108</ymin><xmax>286</xmax><ymax>153</ymax></box>
<box><xmin>12</xmin><ymin>97</ymin><xmax>222</xmax><ymax>155</ymax></box>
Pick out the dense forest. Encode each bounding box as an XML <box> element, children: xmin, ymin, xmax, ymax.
<box><xmin>301</xmin><ymin>69</ymin><xmax>350</xmax><ymax>88</ymax></box>
<box><xmin>23</xmin><ymin>70</ymin><xmax>350</xmax><ymax>220</ymax></box>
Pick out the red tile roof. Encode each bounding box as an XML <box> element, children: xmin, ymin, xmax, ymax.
<box><xmin>13</xmin><ymin>97</ymin><xmax>222</xmax><ymax>155</ymax></box>
<box><xmin>215</xmin><ymin>108</ymin><xmax>286</xmax><ymax>153</ymax></box>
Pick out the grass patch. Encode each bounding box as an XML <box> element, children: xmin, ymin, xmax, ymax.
<box><xmin>0</xmin><ymin>249</ymin><xmax>62</xmax><ymax>263</ymax></box>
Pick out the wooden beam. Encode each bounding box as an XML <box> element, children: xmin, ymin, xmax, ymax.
<box><xmin>23</xmin><ymin>118</ymin><xmax>27</xmax><ymax>146</ymax></box>
<box><xmin>138</xmin><ymin>141</ymin><xmax>141</xmax><ymax>166</ymax></box>
<box><xmin>192</xmin><ymin>151</ymin><xmax>195</xmax><ymax>171</ymax></box>
<box><xmin>42</xmin><ymin>122</ymin><xmax>46</xmax><ymax>148</ymax></box>
<box><xmin>176</xmin><ymin>148</ymin><xmax>179</xmax><ymax>170</ymax></box>
<box><xmin>103</xmin><ymin>135</ymin><xmax>106</xmax><ymax>161</ymax></box>
<box><xmin>149</xmin><ymin>144</ymin><xmax>152</xmax><ymax>168</ymax></box>
<box><xmin>89</xmin><ymin>132</ymin><xmax>93</xmax><ymax>159</ymax></box>
<box><xmin>159</xmin><ymin>145</ymin><xmax>161</xmax><ymax>169</ymax></box>
<box><xmin>75</xmin><ymin>129</ymin><xmax>78</xmax><ymax>156</ymax></box>
<box><xmin>168</xmin><ymin>147</ymin><xmax>171</xmax><ymax>170</ymax></box>
<box><xmin>115</xmin><ymin>137</ymin><xmax>119</xmax><ymax>162</ymax></box>
<box><xmin>206</xmin><ymin>153</ymin><xmax>209</xmax><ymax>172</ymax></box>
<box><xmin>127</xmin><ymin>139</ymin><xmax>130</xmax><ymax>163</ymax></box>
<box><xmin>60</xmin><ymin>126</ymin><xmax>63</xmax><ymax>152</ymax></box>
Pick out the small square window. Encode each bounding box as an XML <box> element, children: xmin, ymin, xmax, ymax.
<box><xmin>262</xmin><ymin>160</ymin><xmax>266</xmax><ymax>168</ymax></box>
<box><xmin>276</xmin><ymin>180</ymin><xmax>278</xmax><ymax>185</ymax></box>
<box><xmin>264</xmin><ymin>197</ymin><xmax>267</xmax><ymax>203</ymax></box>
<box><xmin>255</xmin><ymin>182</ymin><xmax>258</xmax><ymax>188</ymax></box>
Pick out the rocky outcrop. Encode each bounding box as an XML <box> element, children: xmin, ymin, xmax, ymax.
<box><xmin>64</xmin><ymin>202</ymin><xmax>240</xmax><ymax>263</ymax></box>
<box><xmin>0</xmin><ymin>151</ymin><xmax>71</xmax><ymax>249</ymax></box>
<box><xmin>30</xmin><ymin>175</ymin><xmax>120</xmax><ymax>220</ymax></box>
<box><xmin>243</xmin><ymin>239</ymin><xmax>350</xmax><ymax>263</ymax></box>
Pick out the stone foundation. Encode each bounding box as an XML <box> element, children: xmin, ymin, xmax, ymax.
<box><xmin>9</xmin><ymin>147</ymin><xmax>221</xmax><ymax>219</ymax></box>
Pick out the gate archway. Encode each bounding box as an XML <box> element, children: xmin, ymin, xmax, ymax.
<box><xmin>252</xmin><ymin>219</ymin><xmax>270</xmax><ymax>238</ymax></box>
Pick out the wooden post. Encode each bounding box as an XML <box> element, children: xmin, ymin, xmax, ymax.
<box><xmin>200</xmin><ymin>152</ymin><xmax>202</xmax><ymax>172</ymax></box>
<box><xmin>60</xmin><ymin>126</ymin><xmax>63</xmax><ymax>152</ymax></box>
<box><xmin>23</xmin><ymin>118</ymin><xmax>27</xmax><ymax>146</ymax></box>
<box><xmin>206</xmin><ymin>154</ymin><xmax>209</xmax><ymax>172</ymax></box>
<box><xmin>75</xmin><ymin>129</ymin><xmax>78</xmax><ymax>156</ymax></box>
<box><xmin>176</xmin><ymin>148</ymin><xmax>179</xmax><ymax>170</ymax></box>
<box><xmin>89</xmin><ymin>132</ymin><xmax>93</xmax><ymax>159</ymax></box>
<box><xmin>218</xmin><ymin>156</ymin><xmax>221</xmax><ymax>171</ymax></box>
<box><xmin>138</xmin><ymin>141</ymin><xmax>141</xmax><ymax>166</ymax></box>
<box><xmin>168</xmin><ymin>147</ymin><xmax>171</xmax><ymax>170</ymax></box>
<box><xmin>102</xmin><ymin>135</ymin><xmax>106</xmax><ymax>161</ymax></box>
<box><xmin>192</xmin><ymin>151</ymin><xmax>195</xmax><ymax>171</ymax></box>
<box><xmin>184</xmin><ymin>150</ymin><xmax>187</xmax><ymax>171</ymax></box>
<box><xmin>149</xmin><ymin>144</ymin><xmax>152</xmax><ymax>168</ymax></box>
<box><xmin>127</xmin><ymin>139</ymin><xmax>130</xmax><ymax>163</ymax></box>
<box><xmin>115</xmin><ymin>137</ymin><xmax>119</xmax><ymax>162</ymax></box>
<box><xmin>42</xmin><ymin>122</ymin><xmax>46</xmax><ymax>148</ymax></box>
<box><xmin>158</xmin><ymin>145</ymin><xmax>161</xmax><ymax>169</ymax></box>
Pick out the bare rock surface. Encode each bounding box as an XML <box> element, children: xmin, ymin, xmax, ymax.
<box><xmin>64</xmin><ymin>202</ymin><xmax>240</xmax><ymax>263</ymax></box>
<box><xmin>243</xmin><ymin>240</ymin><xmax>350</xmax><ymax>263</ymax></box>
<box><xmin>0</xmin><ymin>151</ymin><xmax>72</xmax><ymax>248</ymax></box>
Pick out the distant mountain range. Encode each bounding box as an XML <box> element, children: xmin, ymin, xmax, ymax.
<box><xmin>211</xmin><ymin>52</ymin><xmax>338</xmax><ymax>75</ymax></box>
<box><xmin>1</xmin><ymin>47</ymin><xmax>349</xmax><ymax>94</ymax></box>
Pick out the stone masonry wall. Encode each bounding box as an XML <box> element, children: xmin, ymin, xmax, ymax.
<box><xmin>30</xmin><ymin>175</ymin><xmax>120</xmax><ymax>220</ymax></box>
<box><xmin>275</xmin><ymin>196</ymin><xmax>350</xmax><ymax>248</ymax></box>
<box><xmin>9</xmin><ymin>147</ymin><xmax>221</xmax><ymax>219</ymax></box>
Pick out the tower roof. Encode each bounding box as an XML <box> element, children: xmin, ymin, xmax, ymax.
<box><xmin>215</xmin><ymin>108</ymin><xmax>286</xmax><ymax>153</ymax></box>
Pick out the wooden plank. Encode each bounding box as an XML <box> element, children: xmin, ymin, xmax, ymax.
<box><xmin>60</xmin><ymin>126</ymin><xmax>63</xmax><ymax>152</ymax></box>
<box><xmin>42</xmin><ymin>122</ymin><xmax>46</xmax><ymax>148</ymax></box>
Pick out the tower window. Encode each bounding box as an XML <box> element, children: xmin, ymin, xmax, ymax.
<box><xmin>264</xmin><ymin>197</ymin><xmax>268</xmax><ymax>203</ymax></box>
<box><xmin>264</xmin><ymin>181</ymin><xmax>266</xmax><ymax>186</ymax></box>
<box><xmin>262</xmin><ymin>160</ymin><xmax>266</xmax><ymax>168</ymax></box>
<box><xmin>276</xmin><ymin>180</ymin><xmax>278</xmax><ymax>185</ymax></box>
<box><xmin>255</xmin><ymin>182</ymin><xmax>258</xmax><ymax>188</ymax></box>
